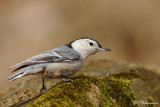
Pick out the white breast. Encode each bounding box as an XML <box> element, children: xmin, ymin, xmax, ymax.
<box><xmin>46</xmin><ymin>60</ymin><xmax>83</xmax><ymax>77</ymax></box>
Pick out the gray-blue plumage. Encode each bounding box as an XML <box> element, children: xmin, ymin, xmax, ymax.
<box><xmin>10</xmin><ymin>45</ymin><xmax>81</xmax><ymax>72</ymax></box>
<box><xmin>8</xmin><ymin>45</ymin><xmax>81</xmax><ymax>81</ymax></box>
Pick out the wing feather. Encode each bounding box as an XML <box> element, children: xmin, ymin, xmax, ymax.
<box><xmin>9</xmin><ymin>45</ymin><xmax>80</xmax><ymax>72</ymax></box>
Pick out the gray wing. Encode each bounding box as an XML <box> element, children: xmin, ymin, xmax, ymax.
<box><xmin>10</xmin><ymin>45</ymin><xmax>80</xmax><ymax>72</ymax></box>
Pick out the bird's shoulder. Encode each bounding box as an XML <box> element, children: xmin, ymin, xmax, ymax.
<box><xmin>40</xmin><ymin>45</ymin><xmax>81</xmax><ymax>60</ymax></box>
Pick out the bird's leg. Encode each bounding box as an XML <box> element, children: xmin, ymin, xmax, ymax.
<box><xmin>40</xmin><ymin>77</ymin><xmax>46</xmax><ymax>93</ymax></box>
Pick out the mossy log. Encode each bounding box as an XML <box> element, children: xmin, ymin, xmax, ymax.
<box><xmin>26</xmin><ymin>75</ymin><xmax>137</xmax><ymax>107</ymax></box>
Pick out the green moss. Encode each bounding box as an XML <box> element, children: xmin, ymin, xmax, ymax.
<box><xmin>147</xmin><ymin>97</ymin><xmax>155</xmax><ymax>107</ymax></box>
<box><xmin>113</xmin><ymin>69</ymin><xmax>145</xmax><ymax>81</ymax></box>
<box><xmin>26</xmin><ymin>75</ymin><xmax>138</xmax><ymax>107</ymax></box>
<box><xmin>97</xmin><ymin>77</ymin><xmax>138</xmax><ymax>107</ymax></box>
<box><xmin>148</xmin><ymin>97</ymin><xmax>154</xmax><ymax>102</ymax></box>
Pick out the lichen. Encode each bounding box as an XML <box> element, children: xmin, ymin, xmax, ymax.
<box><xmin>26</xmin><ymin>75</ymin><xmax>138</xmax><ymax>107</ymax></box>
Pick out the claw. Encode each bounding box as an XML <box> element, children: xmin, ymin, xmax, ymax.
<box><xmin>63</xmin><ymin>78</ymin><xmax>73</xmax><ymax>83</ymax></box>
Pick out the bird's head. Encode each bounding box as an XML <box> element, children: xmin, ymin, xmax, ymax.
<box><xmin>67</xmin><ymin>37</ymin><xmax>111</xmax><ymax>59</ymax></box>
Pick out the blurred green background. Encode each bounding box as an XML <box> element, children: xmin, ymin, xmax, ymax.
<box><xmin>0</xmin><ymin>0</ymin><xmax>160</xmax><ymax>91</ymax></box>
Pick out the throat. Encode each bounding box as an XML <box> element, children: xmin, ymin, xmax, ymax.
<box><xmin>79</xmin><ymin>52</ymin><xmax>90</xmax><ymax>59</ymax></box>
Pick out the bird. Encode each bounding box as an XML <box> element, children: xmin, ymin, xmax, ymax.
<box><xmin>7</xmin><ymin>37</ymin><xmax>111</xmax><ymax>92</ymax></box>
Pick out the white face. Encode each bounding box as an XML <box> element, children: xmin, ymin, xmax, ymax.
<box><xmin>71</xmin><ymin>38</ymin><xmax>110</xmax><ymax>59</ymax></box>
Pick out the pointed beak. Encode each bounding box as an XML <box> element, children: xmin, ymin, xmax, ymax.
<box><xmin>99</xmin><ymin>47</ymin><xmax>111</xmax><ymax>51</ymax></box>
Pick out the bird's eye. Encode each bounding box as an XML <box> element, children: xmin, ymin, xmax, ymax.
<box><xmin>89</xmin><ymin>42</ymin><xmax>93</xmax><ymax>46</ymax></box>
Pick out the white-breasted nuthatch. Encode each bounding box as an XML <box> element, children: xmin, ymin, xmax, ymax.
<box><xmin>8</xmin><ymin>37</ymin><xmax>111</xmax><ymax>92</ymax></box>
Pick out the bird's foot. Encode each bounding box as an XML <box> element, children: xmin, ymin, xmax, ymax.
<box><xmin>40</xmin><ymin>85</ymin><xmax>46</xmax><ymax>93</ymax></box>
<box><xmin>63</xmin><ymin>78</ymin><xmax>73</xmax><ymax>83</ymax></box>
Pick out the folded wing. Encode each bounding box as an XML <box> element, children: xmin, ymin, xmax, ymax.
<box><xmin>9</xmin><ymin>45</ymin><xmax>80</xmax><ymax>72</ymax></box>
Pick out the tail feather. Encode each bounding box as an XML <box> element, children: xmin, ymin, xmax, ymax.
<box><xmin>8</xmin><ymin>64</ymin><xmax>45</xmax><ymax>81</ymax></box>
<box><xmin>9</xmin><ymin>61</ymin><xmax>31</xmax><ymax>73</ymax></box>
<box><xmin>11</xmin><ymin>65</ymin><xmax>30</xmax><ymax>73</ymax></box>
<box><xmin>9</xmin><ymin>61</ymin><xmax>27</xmax><ymax>70</ymax></box>
<box><xmin>7</xmin><ymin>70</ymin><xmax>26</xmax><ymax>81</ymax></box>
